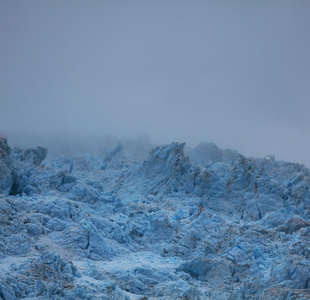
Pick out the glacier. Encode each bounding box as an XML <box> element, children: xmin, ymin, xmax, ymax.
<box><xmin>0</xmin><ymin>137</ymin><xmax>310</xmax><ymax>299</ymax></box>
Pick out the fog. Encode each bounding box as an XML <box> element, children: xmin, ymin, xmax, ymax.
<box><xmin>1</xmin><ymin>1</ymin><xmax>310</xmax><ymax>165</ymax></box>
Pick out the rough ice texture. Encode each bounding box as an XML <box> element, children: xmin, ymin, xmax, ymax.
<box><xmin>1</xmin><ymin>140</ymin><xmax>310</xmax><ymax>299</ymax></box>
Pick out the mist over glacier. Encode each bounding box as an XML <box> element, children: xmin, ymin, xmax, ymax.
<box><xmin>1</xmin><ymin>1</ymin><xmax>310</xmax><ymax>166</ymax></box>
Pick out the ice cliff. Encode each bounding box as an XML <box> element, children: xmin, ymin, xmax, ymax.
<box><xmin>0</xmin><ymin>138</ymin><xmax>310</xmax><ymax>299</ymax></box>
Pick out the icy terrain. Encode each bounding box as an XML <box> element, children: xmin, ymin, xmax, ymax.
<box><xmin>1</xmin><ymin>137</ymin><xmax>310</xmax><ymax>299</ymax></box>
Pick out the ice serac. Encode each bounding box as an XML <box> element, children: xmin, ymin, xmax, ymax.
<box><xmin>20</xmin><ymin>146</ymin><xmax>47</xmax><ymax>166</ymax></box>
<box><xmin>0</xmin><ymin>138</ymin><xmax>310</xmax><ymax>299</ymax></box>
<box><xmin>9</xmin><ymin>146</ymin><xmax>47</xmax><ymax>196</ymax></box>
<box><xmin>127</xmin><ymin>142</ymin><xmax>211</xmax><ymax>197</ymax></box>
<box><xmin>0</xmin><ymin>137</ymin><xmax>12</xmax><ymax>195</ymax></box>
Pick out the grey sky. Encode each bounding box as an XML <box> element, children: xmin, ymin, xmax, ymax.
<box><xmin>1</xmin><ymin>1</ymin><xmax>310</xmax><ymax>165</ymax></box>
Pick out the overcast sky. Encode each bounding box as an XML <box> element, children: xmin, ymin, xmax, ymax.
<box><xmin>1</xmin><ymin>1</ymin><xmax>310</xmax><ymax>165</ymax></box>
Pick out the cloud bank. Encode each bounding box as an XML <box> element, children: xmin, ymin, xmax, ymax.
<box><xmin>1</xmin><ymin>1</ymin><xmax>310</xmax><ymax>165</ymax></box>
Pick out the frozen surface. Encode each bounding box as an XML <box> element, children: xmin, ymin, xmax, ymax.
<box><xmin>1</xmin><ymin>138</ymin><xmax>310</xmax><ymax>299</ymax></box>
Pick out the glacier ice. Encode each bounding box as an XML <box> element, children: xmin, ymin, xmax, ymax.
<box><xmin>0</xmin><ymin>138</ymin><xmax>310</xmax><ymax>299</ymax></box>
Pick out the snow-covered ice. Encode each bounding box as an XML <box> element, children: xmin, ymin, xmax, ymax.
<box><xmin>1</xmin><ymin>137</ymin><xmax>310</xmax><ymax>299</ymax></box>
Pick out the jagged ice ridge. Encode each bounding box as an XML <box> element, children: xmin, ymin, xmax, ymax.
<box><xmin>0</xmin><ymin>137</ymin><xmax>310</xmax><ymax>299</ymax></box>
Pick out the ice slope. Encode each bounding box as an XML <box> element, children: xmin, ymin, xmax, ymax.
<box><xmin>0</xmin><ymin>138</ymin><xmax>310</xmax><ymax>299</ymax></box>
